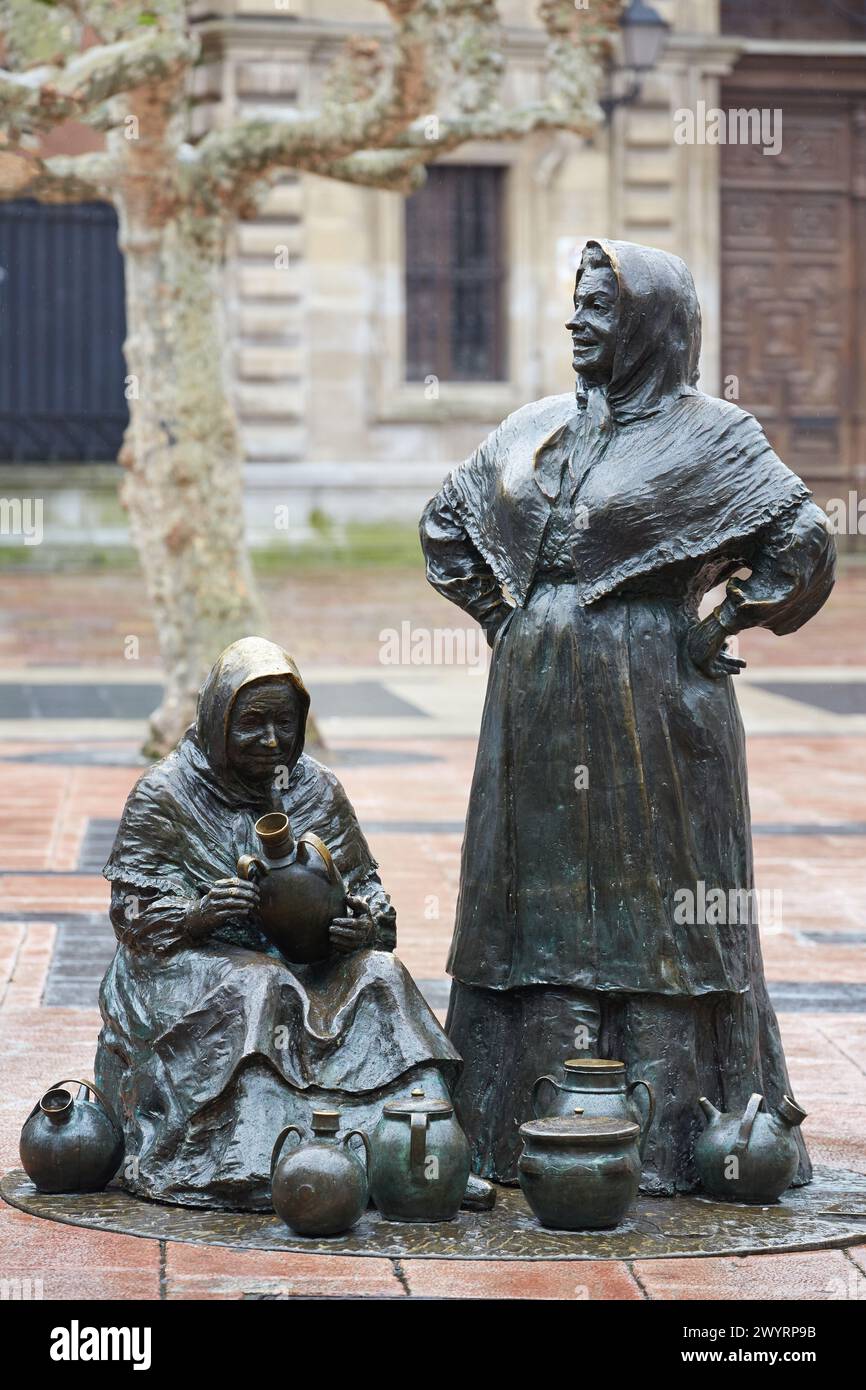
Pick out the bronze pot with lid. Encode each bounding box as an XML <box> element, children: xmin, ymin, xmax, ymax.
<box><xmin>518</xmin><ymin>1113</ymin><xmax>641</xmax><ymax>1230</ymax></box>
<box><xmin>532</xmin><ymin>1058</ymin><xmax>655</xmax><ymax>1155</ymax></box>
<box><xmin>370</xmin><ymin>1088</ymin><xmax>470</xmax><ymax>1223</ymax></box>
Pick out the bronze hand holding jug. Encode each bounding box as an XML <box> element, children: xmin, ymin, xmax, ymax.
<box><xmin>238</xmin><ymin>811</ymin><xmax>346</xmax><ymax>963</ymax></box>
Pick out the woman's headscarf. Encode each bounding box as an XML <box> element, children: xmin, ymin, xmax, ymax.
<box><xmin>105</xmin><ymin>638</ymin><xmax>314</xmax><ymax>897</ymax></box>
<box><xmin>433</xmin><ymin>237</ymin><xmax>812</xmax><ymax>608</ymax></box>
<box><xmin>195</xmin><ymin>636</ymin><xmax>310</xmax><ymax>797</ymax></box>
<box><xmin>574</xmin><ymin>238</ymin><xmax>701</xmax><ymax>428</ymax></box>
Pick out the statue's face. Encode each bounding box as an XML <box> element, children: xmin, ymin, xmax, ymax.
<box><xmin>565</xmin><ymin>264</ymin><xmax>619</xmax><ymax>384</ymax></box>
<box><xmin>227</xmin><ymin>681</ymin><xmax>301</xmax><ymax>780</ymax></box>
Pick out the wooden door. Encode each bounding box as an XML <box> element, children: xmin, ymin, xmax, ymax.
<box><xmin>720</xmin><ymin>92</ymin><xmax>866</xmax><ymax>516</ymax></box>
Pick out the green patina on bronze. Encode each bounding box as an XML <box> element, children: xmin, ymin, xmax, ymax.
<box><xmin>420</xmin><ymin>238</ymin><xmax>837</xmax><ymax>1192</ymax></box>
<box><xmin>3</xmin><ymin>1167</ymin><xmax>865</xmax><ymax>1263</ymax></box>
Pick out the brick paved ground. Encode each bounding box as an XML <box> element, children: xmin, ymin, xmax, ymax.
<box><xmin>0</xmin><ymin>558</ymin><xmax>864</xmax><ymax>1300</ymax></box>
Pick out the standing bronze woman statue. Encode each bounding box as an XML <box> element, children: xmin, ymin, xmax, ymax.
<box><xmin>420</xmin><ymin>238</ymin><xmax>836</xmax><ymax>1193</ymax></box>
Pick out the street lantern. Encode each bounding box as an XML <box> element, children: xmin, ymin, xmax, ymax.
<box><xmin>620</xmin><ymin>0</ymin><xmax>671</xmax><ymax>73</ymax></box>
<box><xmin>600</xmin><ymin>0</ymin><xmax>671</xmax><ymax>119</ymax></box>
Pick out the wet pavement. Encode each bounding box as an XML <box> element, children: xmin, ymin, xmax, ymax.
<box><xmin>0</xmin><ymin>562</ymin><xmax>864</xmax><ymax>1299</ymax></box>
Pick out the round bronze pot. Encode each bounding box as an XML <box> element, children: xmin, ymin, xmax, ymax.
<box><xmin>20</xmin><ymin>1079</ymin><xmax>123</xmax><ymax>1194</ymax></box>
<box><xmin>238</xmin><ymin>813</ymin><xmax>346</xmax><ymax>964</ymax></box>
<box><xmin>518</xmin><ymin>1114</ymin><xmax>641</xmax><ymax>1231</ymax></box>
<box><xmin>270</xmin><ymin>1111</ymin><xmax>370</xmax><ymax>1237</ymax></box>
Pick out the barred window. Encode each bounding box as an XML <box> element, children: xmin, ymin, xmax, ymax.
<box><xmin>404</xmin><ymin>165</ymin><xmax>507</xmax><ymax>383</ymax></box>
<box><xmin>0</xmin><ymin>200</ymin><xmax>128</xmax><ymax>462</ymax></box>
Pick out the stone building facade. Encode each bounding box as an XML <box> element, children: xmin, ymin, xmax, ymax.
<box><xmin>3</xmin><ymin>0</ymin><xmax>865</xmax><ymax>547</ymax></box>
<box><xmin>200</xmin><ymin>0</ymin><xmax>866</xmax><ymax>541</ymax></box>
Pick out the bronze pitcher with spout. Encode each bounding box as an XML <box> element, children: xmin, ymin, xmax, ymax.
<box><xmin>238</xmin><ymin>811</ymin><xmax>346</xmax><ymax>963</ymax></box>
<box><xmin>20</xmin><ymin>1079</ymin><xmax>124</xmax><ymax>1193</ymax></box>
<box><xmin>370</xmin><ymin>1088</ymin><xmax>470</xmax><ymax>1223</ymax></box>
<box><xmin>695</xmin><ymin>1093</ymin><xmax>807</xmax><ymax>1203</ymax></box>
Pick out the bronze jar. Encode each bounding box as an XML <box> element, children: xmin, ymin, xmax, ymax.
<box><xmin>532</xmin><ymin>1058</ymin><xmax>655</xmax><ymax>1155</ymax></box>
<box><xmin>238</xmin><ymin>812</ymin><xmax>346</xmax><ymax>964</ymax></box>
<box><xmin>20</xmin><ymin>1079</ymin><xmax>124</xmax><ymax>1193</ymax></box>
<box><xmin>518</xmin><ymin>1115</ymin><xmax>641</xmax><ymax>1230</ymax></box>
<box><xmin>695</xmin><ymin>1093</ymin><xmax>807</xmax><ymax>1204</ymax></box>
<box><xmin>270</xmin><ymin>1110</ymin><xmax>370</xmax><ymax>1237</ymax></box>
<box><xmin>370</xmin><ymin>1088</ymin><xmax>470</xmax><ymax>1223</ymax></box>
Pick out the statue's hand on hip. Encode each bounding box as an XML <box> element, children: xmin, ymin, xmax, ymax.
<box><xmin>686</xmin><ymin>613</ymin><xmax>746</xmax><ymax>680</ymax></box>
<box><xmin>188</xmin><ymin>876</ymin><xmax>261</xmax><ymax>938</ymax></box>
<box><xmin>329</xmin><ymin>893</ymin><xmax>375</xmax><ymax>954</ymax></box>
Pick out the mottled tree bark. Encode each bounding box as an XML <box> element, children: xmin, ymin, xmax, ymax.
<box><xmin>0</xmin><ymin>0</ymin><xmax>618</xmax><ymax>754</ymax></box>
<box><xmin>118</xmin><ymin>207</ymin><xmax>263</xmax><ymax>755</ymax></box>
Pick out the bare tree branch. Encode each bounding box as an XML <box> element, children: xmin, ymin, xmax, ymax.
<box><xmin>0</xmin><ymin>29</ymin><xmax>198</xmax><ymax>129</ymax></box>
<box><xmin>0</xmin><ymin>148</ymin><xmax>116</xmax><ymax>201</ymax></box>
<box><xmin>314</xmin><ymin>97</ymin><xmax>598</xmax><ymax>193</ymax></box>
<box><xmin>194</xmin><ymin>0</ymin><xmax>618</xmax><ymax>211</ymax></box>
<box><xmin>315</xmin><ymin>148</ymin><xmax>429</xmax><ymax>193</ymax></box>
<box><xmin>193</xmin><ymin>0</ymin><xmax>441</xmax><ymax>208</ymax></box>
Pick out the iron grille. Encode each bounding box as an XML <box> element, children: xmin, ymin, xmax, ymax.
<box><xmin>0</xmin><ymin>199</ymin><xmax>128</xmax><ymax>462</ymax></box>
<box><xmin>405</xmin><ymin>165</ymin><xmax>506</xmax><ymax>383</ymax></box>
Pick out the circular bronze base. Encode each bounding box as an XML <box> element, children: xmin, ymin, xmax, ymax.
<box><xmin>3</xmin><ymin>1166</ymin><xmax>865</xmax><ymax>1261</ymax></box>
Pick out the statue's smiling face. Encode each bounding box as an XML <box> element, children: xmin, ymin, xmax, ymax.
<box><xmin>227</xmin><ymin>680</ymin><xmax>301</xmax><ymax>780</ymax></box>
<box><xmin>566</xmin><ymin>263</ymin><xmax>619</xmax><ymax>384</ymax></box>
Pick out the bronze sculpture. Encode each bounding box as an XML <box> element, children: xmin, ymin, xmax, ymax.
<box><xmin>95</xmin><ymin>637</ymin><xmax>465</xmax><ymax>1210</ymax></box>
<box><xmin>420</xmin><ymin>238</ymin><xmax>836</xmax><ymax>1193</ymax></box>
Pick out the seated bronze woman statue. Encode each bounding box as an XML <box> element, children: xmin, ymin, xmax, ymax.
<box><xmin>96</xmin><ymin>637</ymin><xmax>463</xmax><ymax>1210</ymax></box>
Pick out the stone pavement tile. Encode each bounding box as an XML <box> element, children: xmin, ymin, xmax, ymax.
<box><xmin>374</xmin><ymin>833</ymin><xmax>460</xmax><ymax>979</ymax></box>
<box><xmin>747</xmin><ymin>736</ymin><xmax>866</xmax><ymax>822</ymax></box>
<box><xmin>330</xmin><ymin>738</ymin><xmax>473</xmax><ymax>817</ymax></box>
<box><xmin>844</xmin><ymin>1246</ymin><xmax>866</xmax><ymax>1292</ymax></box>
<box><xmin>164</xmin><ymin>1243</ymin><xmax>404</xmax><ymax>1300</ymax></box>
<box><xmin>0</xmin><ymin>922</ymin><xmax>56</xmax><ymax>1009</ymax></box>
<box><xmin>0</xmin><ymin>923</ymin><xmax>24</xmax><ymax>995</ymax></box>
<box><xmin>400</xmin><ymin>1256</ymin><xmax>643</xmax><ymax>1300</ymax></box>
<box><xmin>0</xmin><ymin>1006</ymin><xmax>103</xmax><ymax>1170</ymax></box>
<box><xmin>0</xmin><ymin>1202</ymin><xmax>160</xmax><ymax>1301</ymax></box>
<box><xmin>0</xmin><ymin>874</ymin><xmax>108</xmax><ymax>916</ymax></box>
<box><xmin>632</xmin><ymin>1249</ymin><xmax>865</xmax><ymax>1300</ymax></box>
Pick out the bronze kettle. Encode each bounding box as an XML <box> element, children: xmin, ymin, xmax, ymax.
<box><xmin>238</xmin><ymin>812</ymin><xmax>346</xmax><ymax>963</ymax></box>
<box><xmin>369</xmin><ymin>1087</ymin><xmax>471</xmax><ymax>1223</ymax></box>
<box><xmin>695</xmin><ymin>1093</ymin><xmax>807</xmax><ymax>1204</ymax></box>
<box><xmin>20</xmin><ymin>1079</ymin><xmax>123</xmax><ymax>1193</ymax></box>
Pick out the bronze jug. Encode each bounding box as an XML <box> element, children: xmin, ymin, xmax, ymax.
<box><xmin>238</xmin><ymin>812</ymin><xmax>346</xmax><ymax>963</ymax></box>
<box><xmin>518</xmin><ymin>1114</ymin><xmax>641</xmax><ymax>1231</ymax></box>
<box><xmin>270</xmin><ymin>1110</ymin><xmax>370</xmax><ymax>1237</ymax></box>
<box><xmin>532</xmin><ymin>1058</ymin><xmax>655</xmax><ymax>1155</ymax></box>
<box><xmin>20</xmin><ymin>1079</ymin><xmax>123</xmax><ymax>1193</ymax></box>
<box><xmin>370</xmin><ymin>1088</ymin><xmax>470</xmax><ymax>1223</ymax></box>
<box><xmin>695</xmin><ymin>1093</ymin><xmax>807</xmax><ymax>1204</ymax></box>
